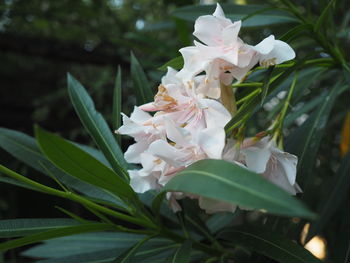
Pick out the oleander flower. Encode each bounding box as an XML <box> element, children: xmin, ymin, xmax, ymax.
<box><xmin>140</xmin><ymin>67</ymin><xmax>231</xmax><ymax>131</ymax></box>
<box><xmin>238</xmin><ymin>136</ymin><xmax>301</xmax><ymax>195</ymax></box>
<box><xmin>177</xmin><ymin>3</ymin><xmax>295</xmax><ymax>98</ymax></box>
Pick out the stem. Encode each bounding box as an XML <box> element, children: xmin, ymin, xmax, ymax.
<box><xmin>0</xmin><ymin>164</ymin><xmax>156</xmax><ymax>229</ymax></box>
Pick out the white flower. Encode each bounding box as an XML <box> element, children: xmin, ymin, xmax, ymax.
<box><xmin>140</xmin><ymin>67</ymin><xmax>231</xmax><ymax>132</ymax></box>
<box><xmin>177</xmin><ymin>3</ymin><xmax>295</xmax><ymax>98</ymax></box>
<box><xmin>240</xmin><ymin>136</ymin><xmax>301</xmax><ymax>195</ymax></box>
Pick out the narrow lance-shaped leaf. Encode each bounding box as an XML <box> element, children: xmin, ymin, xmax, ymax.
<box><xmin>67</xmin><ymin>74</ymin><xmax>129</xmax><ymax>180</ymax></box>
<box><xmin>306</xmin><ymin>150</ymin><xmax>350</xmax><ymax>242</ymax></box>
<box><xmin>113</xmin><ymin>66</ymin><xmax>122</xmax><ymax>146</ymax></box>
<box><xmin>219</xmin><ymin>227</ymin><xmax>323</xmax><ymax>263</ymax></box>
<box><xmin>130</xmin><ymin>52</ymin><xmax>154</xmax><ymax>105</ymax></box>
<box><xmin>112</xmin><ymin>235</ymin><xmax>154</xmax><ymax>263</ymax></box>
<box><xmin>0</xmin><ymin>218</ymin><xmax>80</xmax><ymax>238</ymax></box>
<box><xmin>35</xmin><ymin>126</ymin><xmax>136</xmax><ymax>202</ymax></box>
<box><xmin>0</xmin><ymin>127</ymin><xmax>125</xmax><ymax>207</ymax></box>
<box><xmin>171</xmin><ymin>4</ymin><xmax>297</xmax><ymax>27</ymax></box>
<box><xmin>158</xmin><ymin>56</ymin><xmax>184</xmax><ymax>71</ymax></box>
<box><xmin>165</xmin><ymin>159</ymin><xmax>316</xmax><ymax>219</ymax></box>
<box><xmin>0</xmin><ymin>223</ymin><xmax>115</xmax><ymax>252</ymax></box>
<box><xmin>170</xmin><ymin>240</ymin><xmax>192</xmax><ymax>263</ymax></box>
<box><xmin>285</xmin><ymin>82</ymin><xmax>344</xmax><ymax>189</ymax></box>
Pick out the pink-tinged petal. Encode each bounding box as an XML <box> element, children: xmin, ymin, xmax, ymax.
<box><xmin>148</xmin><ymin>140</ymin><xmax>187</xmax><ymax>167</ymax></box>
<box><xmin>196</xmin><ymin>128</ymin><xmax>226</xmax><ymax>159</ymax></box>
<box><xmin>222</xmin><ymin>21</ymin><xmax>241</xmax><ymax>46</ymax></box>
<box><xmin>201</xmin><ymin>98</ymin><xmax>231</xmax><ymax>128</ymax></box>
<box><xmin>198</xmin><ymin>196</ymin><xmax>237</xmax><ymax>213</ymax></box>
<box><xmin>263</xmin><ymin>162</ymin><xmax>297</xmax><ymax>195</ymax></box>
<box><xmin>139</xmin><ymin>102</ymin><xmax>157</xmax><ymax>112</ymax></box>
<box><xmin>275</xmin><ymin>151</ymin><xmax>298</xmax><ymax>185</ymax></box>
<box><xmin>213</xmin><ymin>3</ymin><xmax>226</xmax><ymax>18</ymax></box>
<box><xmin>241</xmin><ymin>145</ymin><xmax>271</xmax><ymax>174</ymax></box>
<box><xmin>194</xmin><ymin>15</ymin><xmax>225</xmax><ymax>46</ymax></box>
<box><xmin>230</xmin><ymin>54</ymin><xmax>259</xmax><ymax>81</ymax></box>
<box><xmin>124</xmin><ymin>140</ymin><xmax>148</xmax><ymax>163</ymax></box>
<box><xmin>129</xmin><ymin>170</ymin><xmax>158</xmax><ymax>193</ymax></box>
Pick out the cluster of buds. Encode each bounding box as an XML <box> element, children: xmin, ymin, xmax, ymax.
<box><xmin>117</xmin><ymin>4</ymin><xmax>300</xmax><ymax>213</ymax></box>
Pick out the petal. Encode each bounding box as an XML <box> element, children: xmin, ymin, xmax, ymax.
<box><xmin>194</xmin><ymin>15</ymin><xmax>225</xmax><ymax>46</ymax></box>
<box><xmin>241</xmin><ymin>145</ymin><xmax>271</xmax><ymax>174</ymax></box>
<box><xmin>130</xmin><ymin>106</ymin><xmax>152</xmax><ymax>123</ymax></box>
<box><xmin>148</xmin><ymin>140</ymin><xmax>187</xmax><ymax>167</ymax></box>
<box><xmin>128</xmin><ymin>170</ymin><xmax>158</xmax><ymax>193</ymax></box>
<box><xmin>162</xmin><ymin>67</ymin><xmax>180</xmax><ymax>85</ymax></box>
<box><xmin>164</xmin><ymin>118</ymin><xmax>191</xmax><ymax>147</ymax></box>
<box><xmin>196</xmin><ymin>127</ymin><xmax>226</xmax><ymax>159</ymax></box>
<box><xmin>255</xmin><ymin>35</ymin><xmax>296</xmax><ymax>66</ymax></box>
<box><xmin>201</xmin><ymin>98</ymin><xmax>231</xmax><ymax>128</ymax></box>
<box><xmin>253</xmin><ymin>35</ymin><xmax>275</xmax><ymax>55</ymax></box>
<box><xmin>124</xmin><ymin>140</ymin><xmax>148</xmax><ymax>163</ymax></box>
<box><xmin>222</xmin><ymin>21</ymin><xmax>241</xmax><ymax>46</ymax></box>
<box><xmin>178</xmin><ymin>46</ymin><xmax>209</xmax><ymax>80</ymax></box>
<box><xmin>213</xmin><ymin>3</ymin><xmax>225</xmax><ymax>18</ymax></box>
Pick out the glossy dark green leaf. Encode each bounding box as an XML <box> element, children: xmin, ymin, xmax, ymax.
<box><xmin>165</xmin><ymin>159</ymin><xmax>316</xmax><ymax>219</ymax></box>
<box><xmin>314</xmin><ymin>0</ymin><xmax>336</xmax><ymax>33</ymax></box>
<box><xmin>0</xmin><ymin>223</ymin><xmax>114</xmax><ymax>252</ymax></box>
<box><xmin>206</xmin><ymin>212</ymin><xmax>238</xmax><ymax>233</ymax></box>
<box><xmin>158</xmin><ymin>56</ymin><xmax>184</xmax><ymax>71</ymax></box>
<box><xmin>279</xmin><ymin>24</ymin><xmax>313</xmax><ymax>42</ymax></box>
<box><xmin>261</xmin><ymin>66</ymin><xmax>275</xmax><ymax>105</ymax></box>
<box><xmin>35</xmin><ymin>126</ymin><xmax>135</xmax><ymax>201</ymax></box>
<box><xmin>306</xmin><ymin>150</ymin><xmax>350</xmax><ymax>242</ymax></box>
<box><xmin>67</xmin><ymin>74</ymin><xmax>129</xmax><ymax>180</ymax></box>
<box><xmin>130</xmin><ymin>52</ymin><xmax>154</xmax><ymax>105</ymax></box>
<box><xmin>0</xmin><ymin>218</ymin><xmax>80</xmax><ymax>238</ymax></box>
<box><xmin>171</xmin><ymin>4</ymin><xmax>297</xmax><ymax>27</ymax></box>
<box><xmin>23</xmin><ymin>232</ymin><xmax>148</xmax><ymax>258</ymax></box>
<box><xmin>151</xmin><ymin>191</ymin><xmax>167</xmax><ymax>216</ymax></box>
<box><xmin>113</xmin><ymin>66</ymin><xmax>122</xmax><ymax>146</ymax></box>
<box><xmin>170</xmin><ymin>240</ymin><xmax>192</xmax><ymax>263</ymax></box>
<box><xmin>0</xmin><ymin>127</ymin><xmax>124</xmax><ymax>206</ymax></box>
<box><xmin>285</xmin><ymin>82</ymin><xmax>343</xmax><ymax>188</ymax></box>
<box><xmin>112</xmin><ymin>235</ymin><xmax>153</xmax><ymax>263</ymax></box>
<box><xmin>219</xmin><ymin>227</ymin><xmax>322</xmax><ymax>263</ymax></box>
<box><xmin>36</xmin><ymin>248</ymin><xmax>122</xmax><ymax>263</ymax></box>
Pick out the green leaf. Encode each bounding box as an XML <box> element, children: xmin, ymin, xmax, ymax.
<box><xmin>0</xmin><ymin>219</ymin><xmax>80</xmax><ymax>238</ymax></box>
<box><xmin>219</xmin><ymin>227</ymin><xmax>322</xmax><ymax>263</ymax></box>
<box><xmin>279</xmin><ymin>24</ymin><xmax>313</xmax><ymax>42</ymax></box>
<box><xmin>113</xmin><ymin>66</ymin><xmax>122</xmax><ymax>146</ymax></box>
<box><xmin>206</xmin><ymin>212</ymin><xmax>238</xmax><ymax>233</ymax></box>
<box><xmin>151</xmin><ymin>191</ymin><xmax>167</xmax><ymax>216</ymax></box>
<box><xmin>285</xmin><ymin>82</ymin><xmax>344</xmax><ymax>189</ymax></box>
<box><xmin>284</xmin><ymin>92</ymin><xmax>327</xmax><ymax>127</ymax></box>
<box><xmin>130</xmin><ymin>52</ymin><xmax>154</xmax><ymax>105</ymax></box>
<box><xmin>261</xmin><ymin>66</ymin><xmax>275</xmax><ymax>105</ymax></box>
<box><xmin>170</xmin><ymin>240</ymin><xmax>192</xmax><ymax>263</ymax></box>
<box><xmin>171</xmin><ymin>4</ymin><xmax>297</xmax><ymax>27</ymax></box>
<box><xmin>306</xmin><ymin>150</ymin><xmax>350</xmax><ymax>242</ymax></box>
<box><xmin>36</xmin><ymin>248</ymin><xmax>122</xmax><ymax>263</ymax></box>
<box><xmin>158</xmin><ymin>56</ymin><xmax>184</xmax><ymax>71</ymax></box>
<box><xmin>23</xmin><ymin>232</ymin><xmax>147</xmax><ymax>258</ymax></box>
<box><xmin>112</xmin><ymin>235</ymin><xmax>153</xmax><ymax>263</ymax></box>
<box><xmin>0</xmin><ymin>127</ymin><xmax>124</xmax><ymax>206</ymax></box>
<box><xmin>67</xmin><ymin>74</ymin><xmax>129</xmax><ymax>180</ymax></box>
<box><xmin>35</xmin><ymin>126</ymin><xmax>135</xmax><ymax>202</ymax></box>
<box><xmin>0</xmin><ymin>223</ymin><xmax>115</xmax><ymax>252</ymax></box>
<box><xmin>164</xmin><ymin>159</ymin><xmax>316</xmax><ymax>219</ymax></box>
<box><xmin>314</xmin><ymin>0</ymin><xmax>336</xmax><ymax>33</ymax></box>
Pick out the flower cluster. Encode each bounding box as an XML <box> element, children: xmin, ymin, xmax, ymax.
<box><xmin>117</xmin><ymin>4</ymin><xmax>299</xmax><ymax>213</ymax></box>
